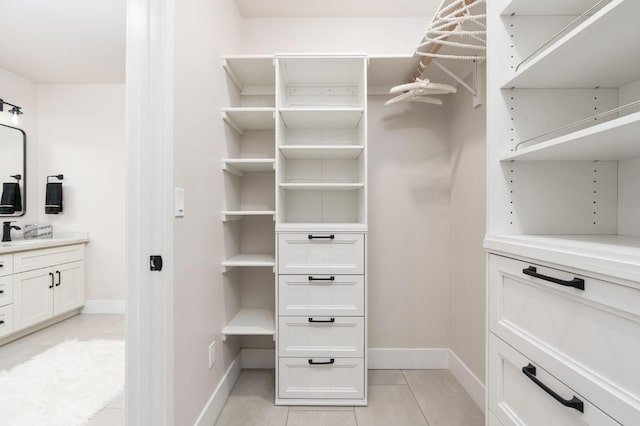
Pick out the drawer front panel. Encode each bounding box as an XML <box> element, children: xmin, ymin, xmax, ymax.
<box><xmin>490</xmin><ymin>253</ymin><xmax>640</xmax><ymax>414</ymax></box>
<box><xmin>278</xmin><ymin>233</ymin><xmax>364</xmax><ymax>275</ymax></box>
<box><xmin>13</xmin><ymin>244</ymin><xmax>85</xmax><ymax>273</ymax></box>
<box><xmin>0</xmin><ymin>274</ymin><xmax>13</xmax><ymax>306</ymax></box>
<box><xmin>279</xmin><ymin>274</ymin><xmax>364</xmax><ymax>316</ymax></box>
<box><xmin>0</xmin><ymin>304</ymin><xmax>14</xmax><ymax>339</ymax></box>
<box><xmin>279</xmin><ymin>316</ymin><xmax>364</xmax><ymax>358</ymax></box>
<box><xmin>278</xmin><ymin>357</ymin><xmax>364</xmax><ymax>400</ymax></box>
<box><xmin>0</xmin><ymin>254</ymin><xmax>12</xmax><ymax>276</ymax></box>
<box><xmin>489</xmin><ymin>334</ymin><xmax>620</xmax><ymax>426</ymax></box>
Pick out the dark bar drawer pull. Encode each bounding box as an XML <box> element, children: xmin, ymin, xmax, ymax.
<box><xmin>0</xmin><ymin>290</ymin><xmax>4</xmax><ymax>294</ymax></box>
<box><xmin>0</xmin><ymin>320</ymin><xmax>4</xmax><ymax>325</ymax></box>
<box><xmin>522</xmin><ymin>364</ymin><xmax>584</xmax><ymax>413</ymax></box>
<box><xmin>308</xmin><ymin>234</ymin><xmax>335</xmax><ymax>240</ymax></box>
<box><xmin>308</xmin><ymin>358</ymin><xmax>335</xmax><ymax>365</ymax></box>
<box><xmin>308</xmin><ymin>317</ymin><xmax>335</xmax><ymax>323</ymax></box>
<box><xmin>308</xmin><ymin>276</ymin><xmax>335</xmax><ymax>281</ymax></box>
<box><xmin>48</xmin><ymin>272</ymin><xmax>54</xmax><ymax>289</ymax></box>
<box><xmin>522</xmin><ymin>266</ymin><xmax>585</xmax><ymax>290</ymax></box>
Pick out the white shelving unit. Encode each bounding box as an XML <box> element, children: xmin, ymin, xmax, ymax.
<box><xmin>221</xmin><ymin>309</ymin><xmax>275</xmax><ymax>341</ymax></box>
<box><xmin>221</xmin><ymin>56</ymin><xmax>277</xmax><ymax>346</ymax></box>
<box><xmin>487</xmin><ymin>1</ymin><xmax>640</xmax><ymax>424</ymax></box>
<box><xmin>274</xmin><ymin>55</ymin><xmax>368</xmax><ymax>406</ymax></box>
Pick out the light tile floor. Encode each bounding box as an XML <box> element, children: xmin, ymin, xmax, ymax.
<box><xmin>215</xmin><ymin>369</ymin><xmax>484</xmax><ymax>426</ymax></box>
<box><xmin>0</xmin><ymin>313</ymin><xmax>125</xmax><ymax>425</ymax></box>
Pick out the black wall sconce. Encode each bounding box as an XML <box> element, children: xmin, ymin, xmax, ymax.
<box><xmin>0</xmin><ymin>98</ymin><xmax>24</xmax><ymax>125</ymax></box>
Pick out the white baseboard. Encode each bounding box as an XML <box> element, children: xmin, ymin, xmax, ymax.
<box><xmin>81</xmin><ymin>300</ymin><xmax>126</xmax><ymax>314</ymax></box>
<box><xmin>194</xmin><ymin>353</ymin><xmax>242</xmax><ymax>426</ymax></box>
<box><xmin>448</xmin><ymin>350</ymin><xmax>486</xmax><ymax>413</ymax></box>
<box><xmin>241</xmin><ymin>348</ymin><xmax>275</xmax><ymax>369</ymax></box>
<box><xmin>368</xmin><ymin>348</ymin><xmax>449</xmax><ymax>369</ymax></box>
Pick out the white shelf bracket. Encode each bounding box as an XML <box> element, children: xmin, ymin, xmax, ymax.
<box><xmin>222</xmin><ymin>112</ymin><xmax>244</xmax><ymax>135</ymax></box>
<box><xmin>432</xmin><ymin>60</ymin><xmax>482</xmax><ymax>107</ymax></box>
<box><xmin>222</xmin><ymin>59</ymin><xmax>243</xmax><ymax>92</ymax></box>
<box><xmin>222</xmin><ymin>162</ymin><xmax>243</xmax><ymax>177</ymax></box>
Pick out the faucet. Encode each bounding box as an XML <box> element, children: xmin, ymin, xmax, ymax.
<box><xmin>2</xmin><ymin>221</ymin><xmax>21</xmax><ymax>242</ymax></box>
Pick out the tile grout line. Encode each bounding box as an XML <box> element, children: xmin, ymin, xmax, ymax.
<box><xmin>401</xmin><ymin>370</ymin><xmax>432</xmax><ymax>426</ymax></box>
<box><xmin>284</xmin><ymin>405</ymin><xmax>290</xmax><ymax>426</ymax></box>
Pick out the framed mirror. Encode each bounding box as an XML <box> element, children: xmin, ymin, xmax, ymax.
<box><xmin>0</xmin><ymin>123</ymin><xmax>26</xmax><ymax>216</ymax></box>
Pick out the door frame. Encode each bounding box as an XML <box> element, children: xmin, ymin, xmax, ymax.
<box><xmin>126</xmin><ymin>0</ymin><xmax>175</xmax><ymax>424</ymax></box>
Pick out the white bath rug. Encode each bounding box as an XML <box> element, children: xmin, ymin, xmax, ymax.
<box><xmin>0</xmin><ymin>339</ymin><xmax>125</xmax><ymax>426</ymax></box>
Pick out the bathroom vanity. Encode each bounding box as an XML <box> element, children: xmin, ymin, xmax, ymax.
<box><xmin>0</xmin><ymin>236</ymin><xmax>89</xmax><ymax>344</ymax></box>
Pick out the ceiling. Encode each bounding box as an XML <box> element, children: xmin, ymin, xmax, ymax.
<box><xmin>0</xmin><ymin>0</ymin><xmax>126</xmax><ymax>84</ymax></box>
<box><xmin>235</xmin><ymin>0</ymin><xmax>438</xmax><ymax>18</ymax></box>
<box><xmin>0</xmin><ymin>0</ymin><xmax>438</xmax><ymax>84</ymax></box>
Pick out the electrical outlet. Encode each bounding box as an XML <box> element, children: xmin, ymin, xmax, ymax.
<box><xmin>208</xmin><ymin>340</ymin><xmax>216</xmax><ymax>369</ymax></box>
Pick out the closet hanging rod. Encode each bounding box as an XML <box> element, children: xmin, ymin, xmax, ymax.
<box><xmin>515</xmin><ymin>0</ymin><xmax>609</xmax><ymax>72</ymax></box>
<box><xmin>513</xmin><ymin>99</ymin><xmax>640</xmax><ymax>150</ymax></box>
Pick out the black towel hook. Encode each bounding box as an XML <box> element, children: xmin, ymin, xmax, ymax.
<box><xmin>10</xmin><ymin>174</ymin><xmax>21</xmax><ymax>182</ymax></box>
<box><xmin>47</xmin><ymin>174</ymin><xmax>64</xmax><ymax>184</ymax></box>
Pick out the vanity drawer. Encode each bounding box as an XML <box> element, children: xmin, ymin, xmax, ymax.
<box><xmin>279</xmin><ymin>274</ymin><xmax>364</xmax><ymax>316</ymax></box>
<box><xmin>278</xmin><ymin>357</ymin><xmax>364</xmax><ymax>400</ymax></box>
<box><xmin>279</xmin><ymin>316</ymin><xmax>364</xmax><ymax>358</ymax></box>
<box><xmin>489</xmin><ymin>254</ymin><xmax>640</xmax><ymax>424</ymax></box>
<box><xmin>489</xmin><ymin>334</ymin><xmax>619</xmax><ymax>426</ymax></box>
<box><xmin>278</xmin><ymin>233</ymin><xmax>364</xmax><ymax>275</ymax></box>
<box><xmin>0</xmin><ymin>254</ymin><xmax>12</xmax><ymax>276</ymax></box>
<box><xmin>13</xmin><ymin>244</ymin><xmax>84</xmax><ymax>273</ymax></box>
<box><xmin>0</xmin><ymin>274</ymin><xmax>13</xmax><ymax>306</ymax></box>
<box><xmin>0</xmin><ymin>304</ymin><xmax>14</xmax><ymax>339</ymax></box>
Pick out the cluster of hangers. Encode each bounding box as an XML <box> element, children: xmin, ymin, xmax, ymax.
<box><xmin>385</xmin><ymin>0</ymin><xmax>486</xmax><ymax>107</ymax></box>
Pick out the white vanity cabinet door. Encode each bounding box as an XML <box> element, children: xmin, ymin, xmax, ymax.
<box><xmin>53</xmin><ymin>261</ymin><xmax>85</xmax><ymax>315</ymax></box>
<box><xmin>278</xmin><ymin>233</ymin><xmax>364</xmax><ymax>275</ymax></box>
<box><xmin>0</xmin><ymin>304</ymin><xmax>14</xmax><ymax>338</ymax></box>
<box><xmin>0</xmin><ymin>254</ymin><xmax>12</xmax><ymax>276</ymax></box>
<box><xmin>0</xmin><ymin>274</ymin><xmax>13</xmax><ymax>307</ymax></box>
<box><xmin>13</xmin><ymin>268</ymin><xmax>55</xmax><ymax>331</ymax></box>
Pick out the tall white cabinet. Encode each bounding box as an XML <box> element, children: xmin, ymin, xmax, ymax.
<box><xmin>486</xmin><ymin>1</ymin><xmax>640</xmax><ymax>425</ymax></box>
<box><xmin>222</xmin><ymin>55</ymin><xmax>368</xmax><ymax>405</ymax></box>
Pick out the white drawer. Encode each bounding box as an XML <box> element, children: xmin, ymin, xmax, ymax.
<box><xmin>489</xmin><ymin>334</ymin><xmax>620</xmax><ymax>426</ymax></box>
<box><xmin>279</xmin><ymin>316</ymin><xmax>364</xmax><ymax>358</ymax></box>
<box><xmin>278</xmin><ymin>357</ymin><xmax>364</xmax><ymax>400</ymax></box>
<box><xmin>0</xmin><ymin>304</ymin><xmax>14</xmax><ymax>339</ymax></box>
<box><xmin>0</xmin><ymin>274</ymin><xmax>13</xmax><ymax>306</ymax></box>
<box><xmin>279</xmin><ymin>274</ymin><xmax>364</xmax><ymax>316</ymax></box>
<box><xmin>0</xmin><ymin>254</ymin><xmax>12</xmax><ymax>276</ymax></box>
<box><xmin>278</xmin><ymin>233</ymin><xmax>364</xmax><ymax>275</ymax></box>
<box><xmin>489</xmin><ymin>254</ymin><xmax>640</xmax><ymax>425</ymax></box>
<box><xmin>14</xmin><ymin>244</ymin><xmax>85</xmax><ymax>273</ymax></box>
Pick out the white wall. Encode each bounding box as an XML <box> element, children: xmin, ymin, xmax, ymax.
<box><xmin>172</xmin><ymin>0</ymin><xmax>243</xmax><ymax>424</ymax></box>
<box><xmin>37</xmin><ymin>84</ymin><xmax>126</xmax><ymax>303</ymax></box>
<box><xmin>446</xmin><ymin>70</ymin><xmax>487</xmax><ymax>383</ymax></box>
<box><xmin>368</xmin><ymin>98</ymin><xmax>451</xmax><ymax>348</ymax></box>
<box><xmin>0</xmin><ymin>67</ymin><xmax>38</xmax><ymax>224</ymax></box>
<box><xmin>241</xmin><ymin>17</ymin><xmax>426</xmax><ymax>55</ymax></box>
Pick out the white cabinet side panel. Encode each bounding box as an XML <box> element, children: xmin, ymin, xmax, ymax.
<box><xmin>618</xmin><ymin>158</ymin><xmax>640</xmax><ymax>237</ymax></box>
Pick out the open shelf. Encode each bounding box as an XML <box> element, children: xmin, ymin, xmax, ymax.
<box><xmin>501</xmin><ymin>111</ymin><xmax>640</xmax><ymax>162</ymax></box>
<box><xmin>222</xmin><ymin>108</ymin><xmax>275</xmax><ymax>133</ymax></box>
<box><xmin>221</xmin><ymin>309</ymin><xmax>275</xmax><ymax>341</ymax></box>
<box><xmin>279</xmin><ymin>145</ymin><xmax>364</xmax><ymax>160</ymax></box>
<box><xmin>222</xmin><ymin>211</ymin><xmax>276</xmax><ymax>222</ymax></box>
<box><xmin>222</xmin><ymin>159</ymin><xmax>275</xmax><ymax>176</ymax></box>
<box><xmin>484</xmin><ymin>234</ymin><xmax>640</xmax><ymax>283</ymax></box>
<box><xmin>501</xmin><ymin>0</ymin><xmax>606</xmax><ymax>16</ymax></box>
<box><xmin>222</xmin><ymin>253</ymin><xmax>275</xmax><ymax>273</ymax></box>
<box><xmin>280</xmin><ymin>183</ymin><xmax>364</xmax><ymax>191</ymax></box>
<box><xmin>279</xmin><ymin>108</ymin><xmax>363</xmax><ymax>128</ymax></box>
<box><xmin>222</xmin><ymin>56</ymin><xmax>275</xmax><ymax>95</ymax></box>
<box><xmin>502</xmin><ymin>0</ymin><xmax>640</xmax><ymax>88</ymax></box>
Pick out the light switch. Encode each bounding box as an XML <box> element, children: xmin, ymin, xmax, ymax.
<box><xmin>174</xmin><ymin>188</ymin><xmax>185</xmax><ymax>217</ymax></box>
